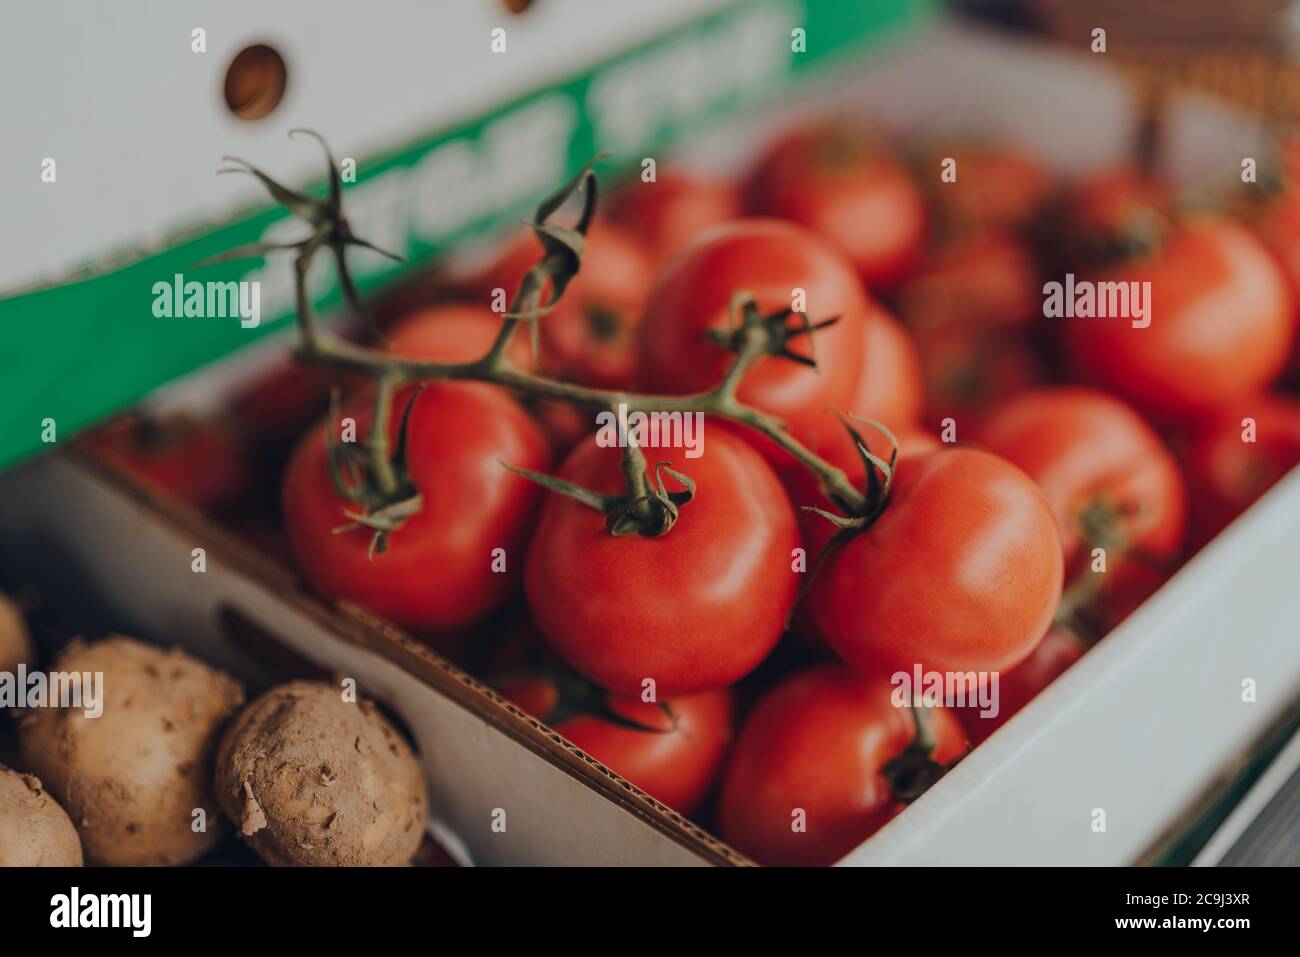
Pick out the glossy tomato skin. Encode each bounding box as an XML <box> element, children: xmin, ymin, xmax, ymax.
<box><xmin>385</xmin><ymin>302</ymin><xmax>535</xmax><ymax>369</ymax></box>
<box><xmin>385</xmin><ymin>305</ymin><xmax>590</xmax><ymax>458</ymax></box>
<box><xmin>959</xmin><ymin>628</ymin><xmax>1085</xmax><ymax>746</ymax></box>
<box><xmin>784</xmin><ymin>425</ymin><xmax>939</xmax><ymax>649</ymax></box>
<box><xmin>524</xmin><ymin>425</ymin><xmax>800</xmax><ymax>696</ymax></box>
<box><xmin>636</xmin><ymin>218</ymin><xmax>868</xmax><ymax>467</ymax></box>
<box><xmin>477</xmin><ymin>220</ymin><xmax>655</xmax><ymax>388</ymax></box>
<box><xmin>608</xmin><ymin>171</ymin><xmax>742</xmax><ymax>265</ymax></box>
<box><xmin>1185</xmin><ymin>394</ymin><xmax>1300</xmax><ymax>549</ymax></box>
<box><xmin>974</xmin><ymin>387</ymin><xmax>1186</xmax><ymax>605</ymax></box>
<box><xmin>717</xmin><ymin>664</ymin><xmax>965</xmax><ymax>866</ymax></box>
<box><xmin>812</xmin><ymin>448</ymin><xmax>1063</xmax><ymax>676</ymax></box>
<box><xmin>282</xmin><ymin>383</ymin><xmax>549</xmax><ymax>631</ymax></box>
<box><xmin>497</xmin><ymin>675</ymin><xmax>734</xmax><ymax>816</ymax></box>
<box><xmin>1065</xmin><ymin>217</ymin><xmax>1295</xmax><ymax>425</ymax></box>
<box><xmin>747</xmin><ymin>128</ymin><xmax>927</xmax><ymax>292</ymax></box>
<box><xmin>787</xmin><ymin>423</ymin><xmax>940</xmax><ymax>561</ymax></box>
<box><xmin>848</xmin><ymin>306</ymin><xmax>925</xmax><ymax>433</ymax></box>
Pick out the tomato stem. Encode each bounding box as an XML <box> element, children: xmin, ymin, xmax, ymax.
<box><xmin>206</xmin><ymin>133</ymin><xmax>870</xmax><ymax>534</ymax></box>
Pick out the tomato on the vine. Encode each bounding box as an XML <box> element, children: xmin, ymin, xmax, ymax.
<box><xmin>524</xmin><ymin>425</ymin><xmax>800</xmax><ymax>696</ymax></box>
<box><xmin>746</xmin><ymin>127</ymin><xmax>926</xmax><ymax>292</ymax></box>
<box><xmin>811</xmin><ymin>448</ymin><xmax>1063</xmax><ymax>675</ymax></box>
<box><xmin>717</xmin><ymin>664</ymin><xmax>966</xmax><ymax>866</ymax></box>
<box><xmin>607</xmin><ymin>171</ymin><xmax>741</xmax><ymax>266</ymax></box>
<box><xmin>784</xmin><ymin>422</ymin><xmax>939</xmax><ymax>649</ymax></box>
<box><xmin>974</xmin><ymin>387</ymin><xmax>1186</xmax><ymax>612</ymax></box>
<box><xmin>476</xmin><ymin>219</ymin><xmax>655</xmax><ymax>388</ymax></box>
<box><xmin>385</xmin><ymin>302</ymin><xmax>535</xmax><ymax>369</ymax></box>
<box><xmin>1065</xmin><ymin>216</ymin><xmax>1294</xmax><ymax>424</ymax></box>
<box><xmin>495</xmin><ymin>666</ymin><xmax>734</xmax><ymax>816</ymax></box>
<box><xmin>1184</xmin><ymin>394</ymin><xmax>1300</xmax><ymax>549</ymax></box>
<box><xmin>636</xmin><ymin>218</ymin><xmax>868</xmax><ymax>468</ymax></box>
<box><xmin>282</xmin><ymin>382</ymin><xmax>549</xmax><ymax>632</ymax></box>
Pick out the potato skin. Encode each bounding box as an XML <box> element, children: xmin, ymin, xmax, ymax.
<box><xmin>18</xmin><ymin>636</ymin><xmax>244</xmax><ymax>866</ymax></box>
<box><xmin>0</xmin><ymin>593</ymin><xmax>35</xmax><ymax>674</ymax></box>
<box><xmin>0</xmin><ymin>764</ymin><xmax>83</xmax><ymax>866</ymax></box>
<box><xmin>215</xmin><ymin>681</ymin><xmax>427</xmax><ymax>866</ymax></box>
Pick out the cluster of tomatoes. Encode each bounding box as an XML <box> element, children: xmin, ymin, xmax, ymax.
<box><xmin>92</xmin><ymin>124</ymin><xmax>1300</xmax><ymax>866</ymax></box>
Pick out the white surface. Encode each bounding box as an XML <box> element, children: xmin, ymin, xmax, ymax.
<box><xmin>1</xmin><ymin>0</ymin><xmax>725</xmax><ymax>292</ymax></box>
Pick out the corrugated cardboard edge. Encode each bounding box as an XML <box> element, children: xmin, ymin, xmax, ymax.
<box><xmin>68</xmin><ymin>445</ymin><xmax>753</xmax><ymax>867</ymax></box>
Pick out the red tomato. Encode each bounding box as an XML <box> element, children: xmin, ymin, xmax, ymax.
<box><xmin>850</xmin><ymin>307</ymin><xmax>925</xmax><ymax>431</ymax></box>
<box><xmin>636</xmin><ymin>219</ymin><xmax>868</xmax><ymax>467</ymax></box>
<box><xmin>717</xmin><ymin>664</ymin><xmax>966</xmax><ymax>866</ymax></box>
<box><xmin>496</xmin><ymin>672</ymin><xmax>734</xmax><ymax>816</ymax></box>
<box><xmin>812</xmin><ymin>448</ymin><xmax>1063</xmax><ymax>675</ymax></box>
<box><xmin>1044</xmin><ymin>167</ymin><xmax>1172</xmax><ymax>269</ymax></box>
<box><xmin>84</xmin><ymin>415</ymin><xmax>253</xmax><ymax>513</ymax></box>
<box><xmin>897</xmin><ymin>231</ymin><xmax>1039</xmax><ymax>330</ymax></box>
<box><xmin>921</xmin><ymin>144</ymin><xmax>1051</xmax><ymax>233</ymax></box>
<box><xmin>1185</xmin><ymin>394</ymin><xmax>1300</xmax><ymax>548</ymax></box>
<box><xmin>959</xmin><ymin>628</ymin><xmax>1085</xmax><ymax>746</ymax></box>
<box><xmin>912</xmin><ymin>320</ymin><xmax>1046</xmax><ymax>433</ymax></box>
<box><xmin>974</xmin><ymin>387</ymin><xmax>1186</xmax><ymax>610</ymax></box>
<box><xmin>477</xmin><ymin>220</ymin><xmax>655</xmax><ymax>388</ymax></box>
<box><xmin>282</xmin><ymin>383</ymin><xmax>549</xmax><ymax>631</ymax></box>
<box><xmin>784</xmin><ymin>424</ymin><xmax>939</xmax><ymax>649</ymax></box>
<box><xmin>607</xmin><ymin>171</ymin><xmax>741</xmax><ymax>265</ymax></box>
<box><xmin>783</xmin><ymin>304</ymin><xmax>924</xmax><ymax>484</ymax></box>
<box><xmin>385</xmin><ymin>305</ymin><xmax>591</xmax><ymax>459</ymax></box>
<box><xmin>384</xmin><ymin>302</ymin><xmax>535</xmax><ymax>369</ymax></box>
<box><xmin>788</xmin><ymin>421</ymin><xmax>940</xmax><ymax>561</ymax></box>
<box><xmin>1065</xmin><ymin>216</ymin><xmax>1294</xmax><ymax>424</ymax></box>
<box><xmin>524</xmin><ymin>425</ymin><xmax>800</xmax><ymax>695</ymax></box>
<box><xmin>746</xmin><ymin>127</ymin><xmax>926</xmax><ymax>292</ymax></box>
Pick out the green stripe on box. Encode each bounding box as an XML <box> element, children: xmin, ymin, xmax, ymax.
<box><xmin>0</xmin><ymin>0</ymin><xmax>936</xmax><ymax>471</ymax></box>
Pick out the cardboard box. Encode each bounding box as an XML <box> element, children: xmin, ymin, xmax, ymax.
<box><xmin>3</xmin><ymin>16</ymin><xmax>1298</xmax><ymax>867</ymax></box>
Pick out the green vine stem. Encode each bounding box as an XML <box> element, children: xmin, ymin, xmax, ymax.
<box><xmin>211</xmin><ymin>133</ymin><xmax>871</xmax><ymax>532</ymax></box>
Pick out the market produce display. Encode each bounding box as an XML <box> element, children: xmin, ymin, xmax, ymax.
<box><xmin>92</xmin><ymin>114</ymin><xmax>1286</xmax><ymax>868</ymax></box>
<box><xmin>21</xmin><ymin>101</ymin><xmax>1300</xmax><ymax>868</ymax></box>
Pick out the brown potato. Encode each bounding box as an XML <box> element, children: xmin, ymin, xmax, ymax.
<box><xmin>18</xmin><ymin>636</ymin><xmax>244</xmax><ymax>866</ymax></box>
<box><xmin>215</xmin><ymin>681</ymin><xmax>427</xmax><ymax>866</ymax></box>
<box><xmin>0</xmin><ymin>764</ymin><xmax>83</xmax><ymax>866</ymax></box>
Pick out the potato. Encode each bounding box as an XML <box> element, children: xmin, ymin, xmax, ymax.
<box><xmin>215</xmin><ymin>681</ymin><xmax>427</xmax><ymax>866</ymax></box>
<box><xmin>0</xmin><ymin>764</ymin><xmax>83</xmax><ymax>866</ymax></box>
<box><xmin>18</xmin><ymin>636</ymin><xmax>244</xmax><ymax>866</ymax></box>
<box><xmin>0</xmin><ymin>592</ymin><xmax>34</xmax><ymax>674</ymax></box>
